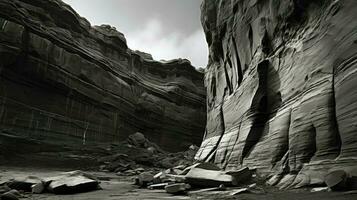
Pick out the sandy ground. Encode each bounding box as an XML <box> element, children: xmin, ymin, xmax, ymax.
<box><xmin>1</xmin><ymin>167</ymin><xmax>357</xmax><ymax>200</ymax></box>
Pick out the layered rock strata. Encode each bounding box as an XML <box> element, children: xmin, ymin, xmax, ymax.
<box><xmin>0</xmin><ymin>0</ymin><xmax>206</xmax><ymax>152</ymax></box>
<box><xmin>196</xmin><ymin>0</ymin><xmax>357</xmax><ymax>187</ymax></box>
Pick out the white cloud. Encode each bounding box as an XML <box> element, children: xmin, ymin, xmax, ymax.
<box><xmin>126</xmin><ymin>18</ymin><xmax>208</xmax><ymax>68</ymax></box>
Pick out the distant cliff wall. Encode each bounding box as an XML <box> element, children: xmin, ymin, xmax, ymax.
<box><xmin>0</xmin><ymin>0</ymin><xmax>206</xmax><ymax>152</ymax></box>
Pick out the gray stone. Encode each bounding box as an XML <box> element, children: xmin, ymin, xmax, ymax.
<box><xmin>225</xmin><ymin>167</ymin><xmax>252</xmax><ymax>185</ymax></box>
<box><xmin>7</xmin><ymin>176</ymin><xmax>42</xmax><ymax>192</ymax></box>
<box><xmin>325</xmin><ymin>170</ymin><xmax>348</xmax><ymax>191</ymax></box>
<box><xmin>165</xmin><ymin>183</ymin><xmax>190</xmax><ymax>194</ymax></box>
<box><xmin>46</xmin><ymin>171</ymin><xmax>100</xmax><ymax>194</ymax></box>
<box><xmin>31</xmin><ymin>182</ymin><xmax>45</xmax><ymax>194</ymax></box>
<box><xmin>137</xmin><ymin>172</ymin><xmax>154</xmax><ymax>187</ymax></box>
<box><xmin>1</xmin><ymin>190</ymin><xmax>20</xmax><ymax>200</ymax></box>
<box><xmin>185</xmin><ymin>168</ymin><xmax>233</xmax><ymax>187</ymax></box>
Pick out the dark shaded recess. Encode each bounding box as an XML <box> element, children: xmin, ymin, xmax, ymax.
<box><xmin>226</xmin><ymin>55</ymin><xmax>235</xmax><ymax>91</ymax></box>
<box><xmin>223</xmin><ymin>61</ymin><xmax>233</xmax><ymax>95</ymax></box>
<box><xmin>248</xmin><ymin>25</ymin><xmax>253</xmax><ymax>56</ymax></box>
<box><xmin>288</xmin><ymin>0</ymin><xmax>329</xmax><ymax>25</ymax></box>
<box><xmin>262</xmin><ymin>31</ymin><xmax>272</xmax><ymax>55</ymax></box>
<box><xmin>211</xmin><ymin>76</ymin><xmax>217</xmax><ymax>98</ymax></box>
<box><xmin>208</xmin><ymin>76</ymin><xmax>217</xmax><ymax>109</ymax></box>
<box><xmin>204</xmin><ymin>89</ymin><xmax>228</xmax><ymax>162</ymax></box>
<box><xmin>232</xmin><ymin>36</ymin><xmax>243</xmax><ymax>85</ymax></box>
<box><xmin>330</xmin><ymin>60</ymin><xmax>342</xmax><ymax>157</ymax></box>
<box><xmin>233</xmin><ymin>2</ymin><xmax>239</xmax><ymax>14</ymax></box>
<box><xmin>241</xmin><ymin>60</ymin><xmax>282</xmax><ymax>161</ymax></box>
<box><xmin>0</xmin><ymin>18</ymin><xmax>6</xmax><ymax>30</ymax></box>
<box><xmin>303</xmin><ymin>125</ymin><xmax>317</xmax><ymax>163</ymax></box>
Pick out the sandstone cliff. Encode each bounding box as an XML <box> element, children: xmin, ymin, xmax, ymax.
<box><xmin>0</xmin><ymin>0</ymin><xmax>206</xmax><ymax>152</ymax></box>
<box><xmin>196</xmin><ymin>0</ymin><xmax>357</xmax><ymax>188</ymax></box>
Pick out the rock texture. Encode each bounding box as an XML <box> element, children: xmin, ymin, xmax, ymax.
<box><xmin>0</xmin><ymin>0</ymin><xmax>205</xmax><ymax>152</ymax></box>
<box><xmin>196</xmin><ymin>0</ymin><xmax>357</xmax><ymax>187</ymax></box>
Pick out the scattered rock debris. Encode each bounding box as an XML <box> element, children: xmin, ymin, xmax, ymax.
<box><xmin>3</xmin><ymin>133</ymin><xmax>357</xmax><ymax>199</ymax></box>
<box><xmin>0</xmin><ymin>170</ymin><xmax>100</xmax><ymax>198</ymax></box>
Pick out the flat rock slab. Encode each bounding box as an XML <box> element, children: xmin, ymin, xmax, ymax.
<box><xmin>48</xmin><ymin>175</ymin><xmax>99</xmax><ymax>194</ymax></box>
<box><xmin>185</xmin><ymin>168</ymin><xmax>233</xmax><ymax>187</ymax></box>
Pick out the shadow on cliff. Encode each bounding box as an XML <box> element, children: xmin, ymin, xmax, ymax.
<box><xmin>241</xmin><ymin>60</ymin><xmax>282</xmax><ymax>162</ymax></box>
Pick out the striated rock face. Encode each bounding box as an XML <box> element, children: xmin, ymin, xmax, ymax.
<box><xmin>196</xmin><ymin>0</ymin><xmax>357</xmax><ymax>187</ymax></box>
<box><xmin>0</xmin><ymin>0</ymin><xmax>206</xmax><ymax>152</ymax></box>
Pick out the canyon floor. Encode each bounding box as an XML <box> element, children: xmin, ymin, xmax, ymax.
<box><xmin>1</xmin><ymin>167</ymin><xmax>357</xmax><ymax>200</ymax></box>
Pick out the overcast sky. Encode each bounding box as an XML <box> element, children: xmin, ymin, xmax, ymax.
<box><xmin>62</xmin><ymin>0</ymin><xmax>208</xmax><ymax>68</ymax></box>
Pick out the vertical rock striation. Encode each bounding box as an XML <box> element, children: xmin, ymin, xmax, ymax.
<box><xmin>196</xmin><ymin>0</ymin><xmax>357</xmax><ymax>187</ymax></box>
<box><xmin>0</xmin><ymin>0</ymin><xmax>206</xmax><ymax>152</ymax></box>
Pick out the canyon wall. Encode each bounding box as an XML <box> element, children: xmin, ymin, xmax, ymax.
<box><xmin>0</xmin><ymin>0</ymin><xmax>206</xmax><ymax>152</ymax></box>
<box><xmin>196</xmin><ymin>0</ymin><xmax>357</xmax><ymax>187</ymax></box>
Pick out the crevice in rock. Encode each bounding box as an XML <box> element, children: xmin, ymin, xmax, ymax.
<box><xmin>304</xmin><ymin>125</ymin><xmax>317</xmax><ymax>163</ymax></box>
<box><xmin>262</xmin><ymin>30</ymin><xmax>272</xmax><ymax>55</ymax></box>
<box><xmin>248</xmin><ymin>24</ymin><xmax>253</xmax><ymax>56</ymax></box>
<box><xmin>203</xmin><ymin>89</ymin><xmax>227</xmax><ymax>163</ymax></box>
<box><xmin>223</xmin><ymin>61</ymin><xmax>233</xmax><ymax>95</ymax></box>
<box><xmin>241</xmin><ymin>60</ymin><xmax>269</xmax><ymax>162</ymax></box>
<box><xmin>332</xmin><ymin>61</ymin><xmax>342</xmax><ymax>157</ymax></box>
<box><xmin>241</xmin><ymin>59</ymin><xmax>282</xmax><ymax>162</ymax></box>
<box><xmin>231</xmin><ymin>36</ymin><xmax>243</xmax><ymax>86</ymax></box>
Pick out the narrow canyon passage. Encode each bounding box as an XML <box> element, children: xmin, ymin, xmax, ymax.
<box><xmin>1</xmin><ymin>0</ymin><xmax>357</xmax><ymax>199</ymax></box>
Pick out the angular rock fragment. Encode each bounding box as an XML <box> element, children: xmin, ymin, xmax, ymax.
<box><xmin>165</xmin><ymin>183</ymin><xmax>191</xmax><ymax>194</ymax></box>
<box><xmin>45</xmin><ymin>171</ymin><xmax>100</xmax><ymax>194</ymax></box>
<box><xmin>311</xmin><ymin>187</ymin><xmax>329</xmax><ymax>192</ymax></box>
<box><xmin>31</xmin><ymin>182</ymin><xmax>45</xmax><ymax>194</ymax></box>
<box><xmin>325</xmin><ymin>170</ymin><xmax>348</xmax><ymax>191</ymax></box>
<box><xmin>226</xmin><ymin>167</ymin><xmax>252</xmax><ymax>185</ymax></box>
<box><xmin>148</xmin><ymin>183</ymin><xmax>171</xmax><ymax>190</ymax></box>
<box><xmin>230</xmin><ymin>188</ymin><xmax>249</xmax><ymax>195</ymax></box>
<box><xmin>185</xmin><ymin>168</ymin><xmax>233</xmax><ymax>187</ymax></box>
<box><xmin>7</xmin><ymin>176</ymin><xmax>42</xmax><ymax>192</ymax></box>
<box><xmin>0</xmin><ymin>185</ymin><xmax>11</xmax><ymax>194</ymax></box>
<box><xmin>1</xmin><ymin>190</ymin><xmax>20</xmax><ymax>200</ymax></box>
<box><xmin>181</xmin><ymin>162</ymin><xmax>220</xmax><ymax>175</ymax></box>
<box><xmin>136</xmin><ymin>172</ymin><xmax>154</xmax><ymax>187</ymax></box>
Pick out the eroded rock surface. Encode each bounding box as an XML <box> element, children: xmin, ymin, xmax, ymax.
<box><xmin>196</xmin><ymin>0</ymin><xmax>357</xmax><ymax>187</ymax></box>
<box><xmin>0</xmin><ymin>0</ymin><xmax>205</xmax><ymax>152</ymax></box>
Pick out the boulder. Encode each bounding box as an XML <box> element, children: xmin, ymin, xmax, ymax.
<box><xmin>128</xmin><ymin>133</ymin><xmax>148</xmax><ymax>148</ymax></box>
<box><xmin>1</xmin><ymin>190</ymin><xmax>20</xmax><ymax>200</ymax></box>
<box><xmin>325</xmin><ymin>170</ymin><xmax>348</xmax><ymax>191</ymax></box>
<box><xmin>7</xmin><ymin>176</ymin><xmax>42</xmax><ymax>192</ymax></box>
<box><xmin>225</xmin><ymin>167</ymin><xmax>253</xmax><ymax>185</ymax></box>
<box><xmin>31</xmin><ymin>182</ymin><xmax>45</xmax><ymax>194</ymax></box>
<box><xmin>136</xmin><ymin>172</ymin><xmax>154</xmax><ymax>187</ymax></box>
